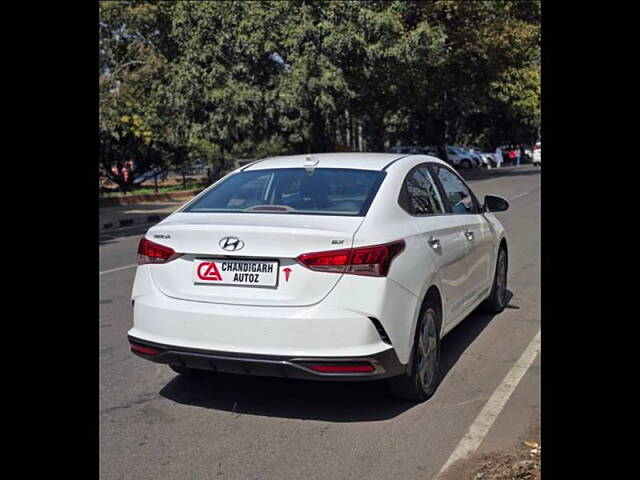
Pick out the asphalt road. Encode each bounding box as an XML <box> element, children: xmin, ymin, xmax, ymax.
<box><xmin>99</xmin><ymin>165</ymin><xmax>540</xmax><ymax>480</ymax></box>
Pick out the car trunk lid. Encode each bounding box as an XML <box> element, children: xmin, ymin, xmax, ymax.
<box><xmin>145</xmin><ymin>212</ymin><xmax>364</xmax><ymax>306</ymax></box>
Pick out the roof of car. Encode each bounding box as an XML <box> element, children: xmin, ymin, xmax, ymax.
<box><xmin>242</xmin><ymin>152</ymin><xmax>448</xmax><ymax>172</ymax></box>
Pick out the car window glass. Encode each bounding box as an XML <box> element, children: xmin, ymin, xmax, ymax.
<box><xmin>184</xmin><ymin>168</ymin><xmax>385</xmax><ymax>216</ymax></box>
<box><xmin>227</xmin><ymin>173</ymin><xmax>272</xmax><ymax>207</ymax></box>
<box><xmin>403</xmin><ymin>166</ymin><xmax>444</xmax><ymax>215</ymax></box>
<box><xmin>434</xmin><ymin>166</ymin><xmax>478</xmax><ymax>214</ymax></box>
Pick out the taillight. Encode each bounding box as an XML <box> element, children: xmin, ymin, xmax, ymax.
<box><xmin>297</xmin><ymin>240</ymin><xmax>405</xmax><ymax>277</ymax></box>
<box><xmin>297</xmin><ymin>248</ymin><xmax>351</xmax><ymax>273</ymax></box>
<box><xmin>137</xmin><ymin>237</ymin><xmax>181</xmax><ymax>265</ymax></box>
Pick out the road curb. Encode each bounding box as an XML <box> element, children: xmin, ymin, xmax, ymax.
<box><xmin>101</xmin><ymin>214</ymin><xmax>168</xmax><ymax>233</ymax></box>
<box><xmin>99</xmin><ymin>189</ymin><xmax>201</xmax><ymax>208</ymax></box>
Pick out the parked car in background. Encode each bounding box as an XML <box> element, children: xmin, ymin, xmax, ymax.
<box><xmin>533</xmin><ymin>141</ymin><xmax>541</xmax><ymax>166</ymax></box>
<box><xmin>422</xmin><ymin>145</ymin><xmax>440</xmax><ymax>157</ymax></box>
<box><xmin>389</xmin><ymin>145</ymin><xmax>426</xmax><ymax>155</ymax></box>
<box><xmin>129</xmin><ymin>152</ymin><xmax>510</xmax><ymax>401</ymax></box>
<box><xmin>475</xmin><ymin>151</ymin><xmax>497</xmax><ymax>168</ymax></box>
<box><xmin>422</xmin><ymin>145</ymin><xmax>478</xmax><ymax>169</ymax></box>
<box><xmin>446</xmin><ymin>146</ymin><xmax>479</xmax><ymax>169</ymax></box>
<box><xmin>133</xmin><ymin>166</ymin><xmax>169</xmax><ymax>185</ymax></box>
<box><xmin>466</xmin><ymin>148</ymin><xmax>487</xmax><ymax>168</ymax></box>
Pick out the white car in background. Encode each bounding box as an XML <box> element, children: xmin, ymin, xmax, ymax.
<box><xmin>424</xmin><ymin>145</ymin><xmax>478</xmax><ymax>169</ymax></box>
<box><xmin>477</xmin><ymin>151</ymin><xmax>498</xmax><ymax>168</ymax></box>
<box><xmin>533</xmin><ymin>142</ymin><xmax>541</xmax><ymax>166</ymax></box>
<box><xmin>129</xmin><ymin>153</ymin><xmax>509</xmax><ymax>401</ymax></box>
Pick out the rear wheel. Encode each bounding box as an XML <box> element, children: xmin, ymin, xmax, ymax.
<box><xmin>481</xmin><ymin>247</ymin><xmax>508</xmax><ymax>313</ymax></box>
<box><xmin>461</xmin><ymin>159</ymin><xmax>472</xmax><ymax>169</ymax></box>
<box><xmin>389</xmin><ymin>304</ymin><xmax>441</xmax><ymax>402</ymax></box>
<box><xmin>169</xmin><ymin>364</ymin><xmax>210</xmax><ymax>377</ymax></box>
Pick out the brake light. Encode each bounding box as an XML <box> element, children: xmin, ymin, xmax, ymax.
<box><xmin>137</xmin><ymin>237</ymin><xmax>181</xmax><ymax>265</ymax></box>
<box><xmin>297</xmin><ymin>248</ymin><xmax>351</xmax><ymax>273</ymax></box>
<box><xmin>297</xmin><ymin>240</ymin><xmax>405</xmax><ymax>277</ymax></box>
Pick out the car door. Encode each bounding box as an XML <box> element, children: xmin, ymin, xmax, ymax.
<box><xmin>399</xmin><ymin>164</ymin><xmax>471</xmax><ymax>326</ymax></box>
<box><xmin>431</xmin><ymin>164</ymin><xmax>495</xmax><ymax>316</ymax></box>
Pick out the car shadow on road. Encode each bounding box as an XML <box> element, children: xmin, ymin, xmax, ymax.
<box><xmin>159</xmin><ymin>290</ymin><xmax>515</xmax><ymax>423</ymax></box>
<box><xmin>439</xmin><ymin>290</ymin><xmax>514</xmax><ymax>380</ymax></box>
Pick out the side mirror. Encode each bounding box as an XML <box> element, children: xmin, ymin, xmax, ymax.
<box><xmin>483</xmin><ymin>195</ymin><xmax>509</xmax><ymax>212</ymax></box>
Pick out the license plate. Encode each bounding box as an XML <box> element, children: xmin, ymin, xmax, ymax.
<box><xmin>193</xmin><ymin>259</ymin><xmax>279</xmax><ymax>287</ymax></box>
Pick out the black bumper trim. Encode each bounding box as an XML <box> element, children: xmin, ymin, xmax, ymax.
<box><xmin>128</xmin><ymin>336</ymin><xmax>407</xmax><ymax>382</ymax></box>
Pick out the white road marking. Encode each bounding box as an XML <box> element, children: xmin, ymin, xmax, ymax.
<box><xmin>509</xmin><ymin>191</ymin><xmax>532</xmax><ymax>201</ymax></box>
<box><xmin>99</xmin><ymin>264</ymin><xmax>137</xmax><ymax>276</ymax></box>
<box><xmin>437</xmin><ymin>330</ymin><xmax>541</xmax><ymax>477</ymax></box>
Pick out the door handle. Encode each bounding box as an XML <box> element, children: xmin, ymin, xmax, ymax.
<box><xmin>465</xmin><ymin>230</ymin><xmax>474</xmax><ymax>241</ymax></box>
<box><xmin>428</xmin><ymin>236</ymin><xmax>440</xmax><ymax>249</ymax></box>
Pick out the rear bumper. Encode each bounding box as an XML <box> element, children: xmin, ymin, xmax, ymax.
<box><xmin>129</xmin><ymin>263</ymin><xmax>419</xmax><ymax>366</ymax></box>
<box><xmin>129</xmin><ymin>273</ymin><xmax>397</xmax><ymax>358</ymax></box>
<box><xmin>128</xmin><ymin>336</ymin><xmax>406</xmax><ymax>381</ymax></box>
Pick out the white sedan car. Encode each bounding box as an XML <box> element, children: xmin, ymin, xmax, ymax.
<box><xmin>129</xmin><ymin>153</ymin><xmax>509</xmax><ymax>401</ymax></box>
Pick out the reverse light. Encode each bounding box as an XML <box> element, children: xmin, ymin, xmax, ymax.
<box><xmin>137</xmin><ymin>237</ymin><xmax>181</xmax><ymax>265</ymax></box>
<box><xmin>297</xmin><ymin>240</ymin><xmax>405</xmax><ymax>277</ymax></box>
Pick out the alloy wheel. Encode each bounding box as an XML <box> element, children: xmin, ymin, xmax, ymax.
<box><xmin>496</xmin><ymin>250</ymin><xmax>507</xmax><ymax>307</ymax></box>
<box><xmin>417</xmin><ymin>309</ymin><xmax>439</xmax><ymax>391</ymax></box>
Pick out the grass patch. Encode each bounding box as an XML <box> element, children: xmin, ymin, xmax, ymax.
<box><xmin>99</xmin><ymin>182</ymin><xmax>207</xmax><ymax>198</ymax></box>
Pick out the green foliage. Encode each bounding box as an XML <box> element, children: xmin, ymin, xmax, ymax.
<box><xmin>99</xmin><ymin>0</ymin><xmax>541</xmax><ymax>181</ymax></box>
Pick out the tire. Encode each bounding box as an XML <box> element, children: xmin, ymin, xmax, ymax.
<box><xmin>534</xmin><ymin>162</ymin><xmax>540</xmax><ymax>167</ymax></box>
<box><xmin>461</xmin><ymin>159</ymin><xmax>472</xmax><ymax>169</ymax></box>
<box><xmin>481</xmin><ymin>247</ymin><xmax>508</xmax><ymax>313</ymax></box>
<box><xmin>389</xmin><ymin>303</ymin><xmax>441</xmax><ymax>402</ymax></box>
<box><xmin>169</xmin><ymin>364</ymin><xmax>210</xmax><ymax>377</ymax></box>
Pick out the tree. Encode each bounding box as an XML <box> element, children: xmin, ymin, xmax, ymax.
<box><xmin>99</xmin><ymin>1</ymin><xmax>176</xmax><ymax>191</ymax></box>
<box><xmin>99</xmin><ymin>0</ymin><xmax>541</xmax><ymax>183</ymax></box>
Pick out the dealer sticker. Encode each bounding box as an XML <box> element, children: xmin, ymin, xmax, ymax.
<box><xmin>193</xmin><ymin>259</ymin><xmax>279</xmax><ymax>287</ymax></box>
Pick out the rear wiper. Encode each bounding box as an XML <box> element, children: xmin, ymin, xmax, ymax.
<box><xmin>243</xmin><ymin>204</ymin><xmax>296</xmax><ymax>213</ymax></box>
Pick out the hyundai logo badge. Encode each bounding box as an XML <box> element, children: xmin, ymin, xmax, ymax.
<box><xmin>219</xmin><ymin>236</ymin><xmax>245</xmax><ymax>252</ymax></box>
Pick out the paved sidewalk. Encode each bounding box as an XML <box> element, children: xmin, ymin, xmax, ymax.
<box><xmin>459</xmin><ymin>164</ymin><xmax>536</xmax><ymax>181</ymax></box>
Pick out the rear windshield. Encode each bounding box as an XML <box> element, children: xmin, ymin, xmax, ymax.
<box><xmin>182</xmin><ymin>168</ymin><xmax>386</xmax><ymax>216</ymax></box>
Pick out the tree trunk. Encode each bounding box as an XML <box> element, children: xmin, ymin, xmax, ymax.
<box><xmin>350</xmin><ymin>115</ymin><xmax>356</xmax><ymax>151</ymax></box>
<box><xmin>365</xmin><ymin>116</ymin><xmax>386</xmax><ymax>152</ymax></box>
<box><xmin>345</xmin><ymin>110</ymin><xmax>350</xmax><ymax>149</ymax></box>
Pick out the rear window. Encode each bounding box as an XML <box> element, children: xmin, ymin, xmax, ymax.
<box><xmin>183</xmin><ymin>168</ymin><xmax>386</xmax><ymax>216</ymax></box>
